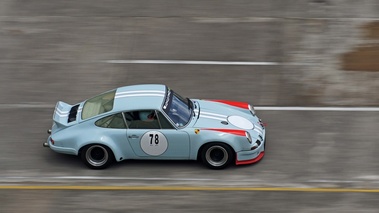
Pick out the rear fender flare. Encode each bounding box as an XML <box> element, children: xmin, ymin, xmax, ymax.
<box><xmin>78</xmin><ymin>138</ymin><xmax>124</xmax><ymax>162</ymax></box>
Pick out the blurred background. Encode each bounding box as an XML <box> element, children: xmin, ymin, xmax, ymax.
<box><xmin>1</xmin><ymin>0</ymin><xmax>379</xmax><ymax>212</ymax></box>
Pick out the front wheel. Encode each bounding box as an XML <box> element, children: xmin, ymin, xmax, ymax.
<box><xmin>201</xmin><ymin>143</ymin><xmax>234</xmax><ymax>169</ymax></box>
<box><xmin>81</xmin><ymin>144</ymin><xmax>114</xmax><ymax>169</ymax></box>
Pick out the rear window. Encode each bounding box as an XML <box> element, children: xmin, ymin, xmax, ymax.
<box><xmin>81</xmin><ymin>90</ymin><xmax>116</xmax><ymax>120</ymax></box>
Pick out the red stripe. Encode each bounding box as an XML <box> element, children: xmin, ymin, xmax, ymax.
<box><xmin>202</xmin><ymin>128</ymin><xmax>246</xmax><ymax>136</ymax></box>
<box><xmin>209</xmin><ymin>100</ymin><xmax>249</xmax><ymax>109</ymax></box>
<box><xmin>235</xmin><ymin>151</ymin><xmax>265</xmax><ymax>165</ymax></box>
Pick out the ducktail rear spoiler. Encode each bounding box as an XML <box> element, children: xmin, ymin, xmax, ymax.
<box><xmin>53</xmin><ymin>101</ymin><xmax>72</xmax><ymax>128</ymax></box>
<box><xmin>53</xmin><ymin>101</ymin><xmax>80</xmax><ymax>128</ymax></box>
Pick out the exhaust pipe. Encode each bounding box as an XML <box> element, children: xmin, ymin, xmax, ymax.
<box><xmin>47</xmin><ymin>129</ymin><xmax>51</xmax><ymax>134</ymax></box>
<box><xmin>43</xmin><ymin>142</ymin><xmax>49</xmax><ymax>147</ymax></box>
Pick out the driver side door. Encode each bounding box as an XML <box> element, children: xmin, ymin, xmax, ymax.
<box><xmin>125</xmin><ymin>110</ymin><xmax>190</xmax><ymax>159</ymax></box>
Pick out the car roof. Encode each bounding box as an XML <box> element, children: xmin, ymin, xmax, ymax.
<box><xmin>113</xmin><ymin>84</ymin><xmax>167</xmax><ymax>112</ymax></box>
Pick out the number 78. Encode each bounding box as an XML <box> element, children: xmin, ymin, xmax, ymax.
<box><xmin>149</xmin><ymin>134</ymin><xmax>159</xmax><ymax>145</ymax></box>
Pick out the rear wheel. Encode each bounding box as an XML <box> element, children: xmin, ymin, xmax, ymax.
<box><xmin>201</xmin><ymin>143</ymin><xmax>233</xmax><ymax>169</ymax></box>
<box><xmin>81</xmin><ymin>144</ymin><xmax>114</xmax><ymax>169</ymax></box>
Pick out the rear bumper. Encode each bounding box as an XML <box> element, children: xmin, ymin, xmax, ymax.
<box><xmin>44</xmin><ymin>136</ymin><xmax>77</xmax><ymax>155</ymax></box>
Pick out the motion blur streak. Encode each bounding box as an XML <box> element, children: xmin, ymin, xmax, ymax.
<box><xmin>105</xmin><ymin>60</ymin><xmax>279</xmax><ymax>66</ymax></box>
<box><xmin>1</xmin><ymin>185</ymin><xmax>379</xmax><ymax>193</ymax></box>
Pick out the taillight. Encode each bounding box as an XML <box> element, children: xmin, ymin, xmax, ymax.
<box><xmin>50</xmin><ymin>137</ymin><xmax>55</xmax><ymax>145</ymax></box>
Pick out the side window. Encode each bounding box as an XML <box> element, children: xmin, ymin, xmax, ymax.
<box><xmin>124</xmin><ymin>110</ymin><xmax>160</xmax><ymax>129</ymax></box>
<box><xmin>157</xmin><ymin>111</ymin><xmax>175</xmax><ymax>129</ymax></box>
<box><xmin>95</xmin><ymin>113</ymin><xmax>126</xmax><ymax>129</ymax></box>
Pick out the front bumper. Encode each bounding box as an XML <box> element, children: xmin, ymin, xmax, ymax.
<box><xmin>235</xmin><ymin>151</ymin><xmax>265</xmax><ymax>165</ymax></box>
<box><xmin>235</xmin><ymin>138</ymin><xmax>265</xmax><ymax>165</ymax></box>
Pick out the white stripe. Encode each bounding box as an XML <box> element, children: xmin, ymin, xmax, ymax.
<box><xmin>201</xmin><ymin>111</ymin><xmax>228</xmax><ymax>118</ymax></box>
<box><xmin>55</xmin><ymin>112</ymin><xmax>69</xmax><ymax>117</ymax></box>
<box><xmin>116</xmin><ymin>90</ymin><xmax>165</xmax><ymax>95</ymax></box>
<box><xmin>54</xmin><ymin>112</ymin><xmax>69</xmax><ymax>117</ymax></box>
<box><xmin>55</xmin><ymin>108</ymin><xmax>69</xmax><ymax>115</ymax></box>
<box><xmin>1</xmin><ymin>104</ymin><xmax>379</xmax><ymax>112</ymax></box>
<box><xmin>253</xmin><ymin>128</ymin><xmax>263</xmax><ymax>135</ymax></box>
<box><xmin>115</xmin><ymin>94</ymin><xmax>165</xmax><ymax>98</ymax></box>
<box><xmin>255</xmin><ymin>107</ymin><xmax>379</xmax><ymax>111</ymax></box>
<box><xmin>200</xmin><ymin>115</ymin><xmax>227</xmax><ymax>121</ymax></box>
<box><xmin>254</xmin><ymin>125</ymin><xmax>263</xmax><ymax>132</ymax></box>
<box><xmin>106</xmin><ymin>60</ymin><xmax>279</xmax><ymax>66</ymax></box>
<box><xmin>54</xmin><ymin>111</ymin><xmax>69</xmax><ymax>117</ymax></box>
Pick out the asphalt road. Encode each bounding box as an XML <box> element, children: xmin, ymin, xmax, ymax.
<box><xmin>1</xmin><ymin>1</ymin><xmax>379</xmax><ymax>212</ymax></box>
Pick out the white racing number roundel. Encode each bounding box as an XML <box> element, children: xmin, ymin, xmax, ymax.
<box><xmin>227</xmin><ymin>115</ymin><xmax>254</xmax><ymax>129</ymax></box>
<box><xmin>140</xmin><ymin>131</ymin><xmax>168</xmax><ymax>156</ymax></box>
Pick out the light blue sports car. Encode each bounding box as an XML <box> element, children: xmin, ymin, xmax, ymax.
<box><xmin>44</xmin><ymin>84</ymin><xmax>266</xmax><ymax>169</ymax></box>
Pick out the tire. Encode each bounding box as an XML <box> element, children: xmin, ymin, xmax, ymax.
<box><xmin>80</xmin><ymin>144</ymin><xmax>114</xmax><ymax>169</ymax></box>
<box><xmin>201</xmin><ymin>143</ymin><xmax>234</xmax><ymax>170</ymax></box>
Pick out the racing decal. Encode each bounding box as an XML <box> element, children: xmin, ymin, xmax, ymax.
<box><xmin>54</xmin><ymin>102</ymin><xmax>70</xmax><ymax>117</ymax></box>
<box><xmin>199</xmin><ymin>111</ymin><xmax>227</xmax><ymax>121</ymax></box>
<box><xmin>115</xmin><ymin>90</ymin><xmax>165</xmax><ymax>99</ymax></box>
<box><xmin>55</xmin><ymin>108</ymin><xmax>69</xmax><ymax>117</ymax></box>
<box><xmin>227</xmin><ymin>115</ymin><xmax>254</xmax><ymax>130</ymax></box>
<box><xmin>253</xmin><ymin>128</ymin><xmax>263</xmax><ymax>135</ymax></box>
<box><xmin>202</xmin><ymin>128</ymin><xmax>246</xmax><ymax>136</ymax></box>
<box><xmin>208</xmin><ymin>100</ymin><xmax>249</xmax><ymax>109</ymax></box>
<box><xmin>140</xmin><ymin>131</ymin><xmax>168</xmax><ymax>156</ymax></box>
<box><xmin>253</xmin><ymin>124</ymin><xmax>263</xmax><ymax>135</ymax></box>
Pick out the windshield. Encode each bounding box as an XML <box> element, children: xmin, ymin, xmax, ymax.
<box><xmin>162</xmin><ymin>88</ymin><xmax>192</xmax><ymax>127</ymax></box>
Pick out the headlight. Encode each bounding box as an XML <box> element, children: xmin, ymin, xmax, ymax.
<box><xmin>245</xmin><ymin>131</ymin><xmax>252</xmax><ymax>144</ymax></box>
<box><xmin>248</xmin><ymin>104</ymin><xmax>255</xmax><ymax>116</ymax></box>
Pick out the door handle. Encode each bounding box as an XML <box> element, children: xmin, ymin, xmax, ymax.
<box><xmin>128</xmin><ymin>135</ymin><xmax>139</xmax><ymax>139</ymax></box>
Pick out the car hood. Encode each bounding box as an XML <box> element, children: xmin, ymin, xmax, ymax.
<box><xmin>191</xmin><ymin>99</ymin><xmax>259</xmax><ymax>130</ymax></box>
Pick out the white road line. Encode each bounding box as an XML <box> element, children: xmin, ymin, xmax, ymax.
<box><xmin>105</xmin><ymin>60</ymin><xmax>279</xmax><ymax>66</ymax></box>
<box><xmin>1</xmin><ymin>176</ymin><xmax>378</xmax><ymax>186</ymax></box>
<box><xmin>307</xmin><ymin>180</ymin><xmax>362</xmax><ymax>183</ymax></box>
<box><xmin>0</xmin><ymin>104</ymin><xmax>55</xmax><ymax>109</ymax></box>
<box><xmin>1</xmin><ymin>104</ymin><xmax>379</xmax><ymax>112</ymax></box>
<box><xmin>0</xmin><ymin>176</ymin><xmax>216</xmax><ymax>181</ymax></box>
<box><xmin>255</xmin><ymin>106</ymin><xmax>379</xmax><ymax>112</ymax></box>
<box><xmin>116</xmin><ymin>90</ymin><xmax>165</xmax><ymax>95</ymax></box>
<box><xmin>193</xmin><ymin>17</ymin><xmax>379</xmax><ymax>23</ymax></box>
